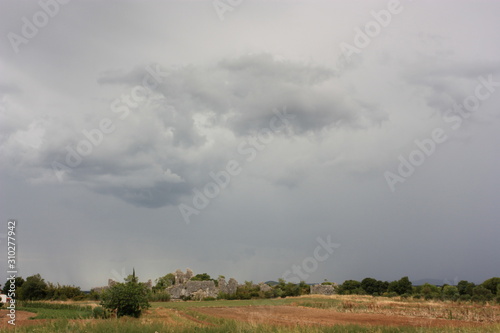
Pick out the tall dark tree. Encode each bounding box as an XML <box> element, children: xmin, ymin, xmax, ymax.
<box><xmin>2</xmin><ymin>277</ymin><xmax>25</xmax><ymax>296</ymax></box>
<box><xmin>388</xmin><ymin>276</ymin><xmax>413</xmax><ymax>295</ymax></box>
<box><xmin>153</xmin><ymin>273</ymin><xmax>175</xmax><ymax>293</ymax></box>
<box><xmin>338</xmin><ymin>280</ymin><xmax>362</xmax><ymax>295</ymax></box>
<box><xmin>20</xmin><ymin>274</ymin><xmax>47</xmax><ymax>300</ymax></box>
<box><xmin>457</xmin><ymin>280</ymin><xmax>475</xmax><ymax>296</ymax></box>
<box><xmin>361</xmin><ymin>278</ymin><xmax>388</xmax><ymax>295</ymax></box>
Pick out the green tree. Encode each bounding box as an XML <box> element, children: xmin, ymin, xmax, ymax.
<box><xmin>191</xmin><ymin>273</ymin><xmax>212</xmax><ymax>281</ymax></box>
<box><xmin>481</xmin><ymin>277</ymin><xmax>500</xmax><ymax>295</ymax></box>
<box><xmin>124</xmin><ymin>268</ymin><xmax>139</xmax><ymax>283</ymax></box>
<box><xmin>472</xmin><ymin>285</ymin><xmax>493</xmax><ymax>302</ymax></box>
<box><xmin>457</xmin><ymin>280</ymin><xmax>475</xmax><ymax>296</ymax></box>
<box><xmin>442</xmin><ymin>285</ymin><xmax>459</xmax><ymax>300</ymax></box>
<box><xmin>45</xmin><ymin>283</ymin><xmax>84</xmax><ymax>300</ymax></box>
<box><xmin>388</xmin><ymin>277</ymin><xmax>413</xmax><ymax>295</ymax></box>
<box><xmin>270</xmin><ymin>279</ymin><xmax>301</xmax><ymax>298</ymax></box>
<box><xmin>360</xmin><ymin>278</ymin><xmax>377</xmax><ymax>295</ymax></box>
<box><xmin>2</xmin><ymin>277</ymin><xmax>25</xmax><ymax>297</ymax></box>
<box><xmin>361</xmin><ymin>278</ymin><xmax>389</xmax><ymax>295</ymax></box>
<box><xmin>20</xmin><ymin>274</ymin><xmax>47</xmax><ymax>300</ymax></box>
<box><xmin>338</xmin><ymin>280</ymin><xmax>362</xmax><ymax>295</ymax></box>
<box><xmin>419</xmin><ymin>283</ymin><xmax>440</xmax><ymax>299</ymax></box>
<box><xmin>191</xmin><ymin>273</ymin><xmax>218</xmax><ymax>286</ymax></box>
<box><xmin>153</xmin><ymin>273</ymin><xmax>175</xmax><ymax>293</ymax></box>
<box><xmin>101</xmin><ymin>275</ymin><xmax>150</xmax><ymax>317</ymax></box>
<box><xmin>298</xmin><ymin>281</ymin><xmax>310</xmax><ymax>295</ymax></box>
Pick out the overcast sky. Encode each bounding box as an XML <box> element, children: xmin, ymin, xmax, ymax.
<box><xmin>1</xmin><ymin>0</ymin><xmax>499</xmax><ymax>290</ymax></box>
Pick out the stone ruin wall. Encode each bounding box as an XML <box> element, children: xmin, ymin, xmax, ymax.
<box><xmin>167</xmin><ymin>269</ymin><xmax>238</xmax><ymax>300</ymax></box>
<box><xmin>310</xmin><ymin>284</ymin><xmax>337</xmax><ymax>295</ymax></box>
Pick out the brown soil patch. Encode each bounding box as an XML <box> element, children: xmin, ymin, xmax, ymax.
<box><xmin>0</xmin><ymin>309</ymin><xmax>50</xmax><ymax>328</ymax></box>
<box><xmin>195</xmin><ymin>305</ymin><xmax>486</xmax><ymax>328</ymax></box>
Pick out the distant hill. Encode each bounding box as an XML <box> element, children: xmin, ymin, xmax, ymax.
<box><xmin>264</xmin><ymin>280</ymin><xmax>278</xmax><ymax>286</ymax></box>
<box><xmin>265</xmin><ymin>278</ymin><xmax>469</xmax><ymax>287</ymax></box>
<box><xmin>264</xmin><ymin>280</ymin><xmax>319</xmax><ymax>286</ymax></box>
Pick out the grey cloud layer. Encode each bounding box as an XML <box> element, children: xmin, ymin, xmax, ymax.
<box><xmin>5</xmin><ymin>54</ymin><xmax>385</xmax><ymax>208</ymax></box>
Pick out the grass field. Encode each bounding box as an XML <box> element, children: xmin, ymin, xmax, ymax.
<box><xmin>152</xmin><ymin>297</ymin><xmax>295</xmax><ymax>309</ymax></box>
<box><xmin>16</xmin><ymin>301</ymin><xmax>94</xmax><ymax>319</ymax></box>
<box><xmin>1</xmin><ymin>296</ymin><xmax>499</xmax><ymax>332</ymax></box>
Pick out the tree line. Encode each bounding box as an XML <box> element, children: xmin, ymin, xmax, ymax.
<box><xmin>3</xmin><ymin>273</ymin><xmax>499</xmax><ymax>319</ymax></box>
<box><xmin>336</xmin><ymin>276</ymin><xmax>500</xmax><ymax>303</ymax></box>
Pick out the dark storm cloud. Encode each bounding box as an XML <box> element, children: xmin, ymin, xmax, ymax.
<box><xmin>43</xmin><ymin>54</ymin><xmax>385</xmax><ymax>209</ymax></box>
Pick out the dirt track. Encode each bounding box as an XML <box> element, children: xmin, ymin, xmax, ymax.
<box><xmin>195</xmin><ymin>305</ymin><xmax>486</xmax><ymax>328</ymax></box>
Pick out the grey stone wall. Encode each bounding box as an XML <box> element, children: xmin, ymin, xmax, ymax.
<box><xmin>227</xmin><ymin>278</ymin><xmax>238</xmax><ymax>295</ymax></box>
<box><xmin>167</xmin><ymin>269</ymin><xmax>237</xmax><ymax>299</ymax></box>
<box><xmin>218</xmin><ymin>277</ymin><xmax>228</xmax><ymax>294</ymax></box>
<box><xmin>310</xmin><ymin>284</ymin><xmax>337</xmax><ymax>295</ymax></box>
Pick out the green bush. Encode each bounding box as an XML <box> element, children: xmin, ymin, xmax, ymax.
<box><xmin>202</xmin><ymin>297</ymin><xmax>216</xmax><ymax>301</ymax></box>
<box><xmin>481</xmin><ymin>277</ymin><xmax>500</xmax><ymax>295</ymax></box>
<box><xmin>92</xmin><ymin>306</ymin><xmax>110</xmax><ymax>319</ymax></box>
<box><xmin>88</xmin><ymin>289</ymin><xmax>102</xmax><ymax>301</ymax></box>
<box><xmin>100</xmin><ymin>279</ymin><xmax>150</xmax><ymax>318</ymax></box>
<box><xmin>45</xmin><ymin>283</ymin><xmax>84</xmax><ymax>300</ymax></box>
<box><xmin>337</xmin><ymin>280</ymin><xmax>361</xmax><ymax>295</ymax></box>
<box><xmin>442</xmin><ymin>285</ymin><xmax>459</xmax><ymax>301</ymax></box>
<box><xmin>472</xmin><ymin>285</ymin><xmax>493</xmax><ymax>302</ymax></box>
<box><xmin>149</xmin><ymin>291</ymin><xmax>171</xmax><ymax>302</ymax></box>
